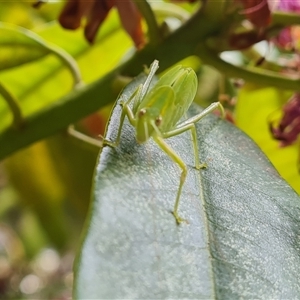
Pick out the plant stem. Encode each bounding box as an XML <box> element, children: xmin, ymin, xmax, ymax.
<box><xmin>0</xmin><ymin>82</ymin><xmax>24</xmax><ymax>129</ymax></box>
<box><xmin>151</xmin><ymin>3</ymin><xmax>190</xmax><ymax>22</ymax></box>
<box><xmin>120</xmin><ymin>8</ymin><xmax>222</xmax><ymax>76</ymax></box>
<box><xmin>0</xmin><ymin>68</ymin><xmax>118</xmax><ymax>161</ymax></box>
<box><xmin>0</xmin><ymin>23</ymin><xmax>83</xmax><ymax>88</ymax></box>
<box><xmin>1</xmin><ymin>8</ymin><xmax>300</xmax><ymax>160</ymax></box>
<box><xmin>47</xmin><ymin>43</ymin><xmax>83</xmax><ymax>89</ymax></box>
<box><xmin>132</xmin><ymin>0</ymin><xmax>162</xmax><ymax>45</ymax></box>
<box><xmin>196</xmin><ymin>42</ymin><xmax>300</xmax><ymax>90</ymax></box>
<box><xmin>272</xmin><ymin>11</ymin><xmax>300</xmax><ymax>27</ymax></box>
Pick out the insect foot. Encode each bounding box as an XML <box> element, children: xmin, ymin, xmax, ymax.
<box><xmin>172</xmin><ymin>211</ymin><xmax>188</xmax><ymax>225</ymax></box>
<box><xmin>101</xmin><ymin>138</ymin><xmax>117</xmax><ymax>148</ymax></box>
<box><xmin>196</xmin><ymin>162</ymin><xmax>207</xmax><ymax>170</ymax></box>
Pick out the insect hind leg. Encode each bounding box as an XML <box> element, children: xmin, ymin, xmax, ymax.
<box><xmin>163</xmin><ymin>102</ymin><xmax>224</xmax><ymax>169</ymax></box>
<box><xmin>153</xmin><ymin>135</ymin><xmax>188</xmax><ymax>224</ymax></box>
<box><xmin>176</xmin><ymin>102</ymin><xmax>225</xmax><ymax>128</ymax></box>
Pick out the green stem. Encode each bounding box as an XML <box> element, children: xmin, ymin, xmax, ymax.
<box><xmin>1</xmin><ymin>8</ymin><xmax>300</xmax><ymax>160</ymax></box>
<box><xmin>120</xmin><ymin>8</ymin><xmax>222</xmax><ymax>75</ymax></box>
<box><xmin>0</xmin><ymin>82</ymin><xmax>24</xmax><ymax>129</ymax></box>
<box><xmin>196</xmin><ymin>42</ymin><xmax>300</xmax><ymax>90</ymax></box>
<box><xmin>0</xmin><ymin>68</ymin><xmax>118</xmax><ymax>161</ymax></box>
<box><xmin>204</xmin><ymin>0</ymin><xmax>227</xmax><ymax>22</ymax></box>
<box><xmin>151</xmin><ymin>3</ymin><xmax>190</xmax><ymax>21</ymax></box>
<box><xmin>271</xmin><ymin>11</ymin><xmax>300</xmax><ymax>27</ymax></box>
<box><xmin>46</xmin><ymin>43</ymin><xmax>83</xmax><ymax>89</ymax></box>
<box><xmin>0</xmin><ymin>23</ymin><xmax>83</xmax><ymax>89</ymax></box>
<box><xmin>0</xmin><ymin>9</ymin><xmax>220</xmax><ymax>160</ymax></box>
<box><xmin>242</xmin><ymin>48</ymin><xmax>281</xmax><ymax>72</ymax></box>
<box><xmin>132</xmin><ymin>0</ymin><xmax>162</xmax><ymax>45</ymax></box>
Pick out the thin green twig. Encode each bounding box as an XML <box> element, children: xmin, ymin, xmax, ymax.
<box><xmin>0</xmin><ymin>82</ymin><xmax>24</xmax><ymax>129</ymax></box>
<box><xmin>196</xmin><ymin>42</ymin><xmax>300</xmax><ymax>90</ymax></box>
<box><xmin>0</xmin><ymin>23</ymin><xmax>83</xmax><ymax>89</ymax></box>
<box><xmin>1</xmin><ymin>7</ymin><xmax>300</xmax><ymax>160</ymax></box>
<box><xmin>132</xmin><ymin>0</ymin><xmax>162</xmax><ymax>45</ymax></box>
<box><xmin>46</xmin><ymin>43</ymin><xmax>83</xmax><ymax>89</ymax></box>
<box><xmin>151</xmin><ymin>3</ymin><xmax>190</xmax><ymax>22</ymax></box>
<box><xmin>272</xmin><ymin>11</ymin><xmax>300</xmax><ymax>27</ymax></box>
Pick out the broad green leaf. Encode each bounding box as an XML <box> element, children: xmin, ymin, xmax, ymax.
<box><xmin>0</xmin><ymin>20</ymin><xmax>81</xmax><ymax>87</ymax></box>
<box><xmin>0</xmin><ymin>10</ymin><xmax>132</xmax><ymax>132</ymax></box>
<box><xmin>0</xmin><ymin>2</ymin><xmax>63</xmax><ymax>28</ymax></box>
<box><xmin>0</xmin><ymin>23</ymin><xmax>51</xmax><ymax>70</ymax></box>
<box><xmin>235</xmin><ymin>84</ymin><xmax>300</xmax><ymax>194</ymax></box>
<box><xmin>4</xmin><ymin>141</ymin><xmax>69</xmax><ymax>250</ymax></box>
<box><xmin>74</xmin><ymin>74</ymin><xmax>300</xmax><ymax>298</ymax></box>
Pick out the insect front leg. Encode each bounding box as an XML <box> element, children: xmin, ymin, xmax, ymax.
<box><xmin>103</xmin><ymin>95</ymin><xmax>137</xmax><ymax>148</ymax></box>
<box><xmin>103</xmin><ymin>60</ymin><xmax>159</xmax><ymax>148</ymax></box>
<box><xmin>153</xmin><ymin>135</ymin><xmax>188</xmax><ymax>224</ymax></box>
<box><xmin>140</xmin><ymin>60</ymin><xmax>159</xmax><ymax>100</ymax></box>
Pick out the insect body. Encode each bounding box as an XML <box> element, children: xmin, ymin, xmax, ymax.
<box><xmin>104</xmin><ymin>60</ymin><xmax>224</xmax><ymax>224</ymax></box>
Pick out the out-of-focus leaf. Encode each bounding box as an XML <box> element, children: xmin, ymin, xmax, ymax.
<box><xmin>0</xmin><ymin>2</ymin><xmax>41</xmax><ymax>29</ymax></box>
<box><xmin>235</xmin><ymin>84</ymin><xmax>300</xmax><ymax>193</ymax></box>
<box><xmin>74</xmin><ymin>74</ymin><xmax>300</xmax><ymax>298</ymax></box>
<box><xmin>0</xmin><ymin>11</ymin><xmax>132</xmax><ymax>132</ymax></box>
<box><xmin>0</xmin><ymin>23</ymin><xmax>52</xmax><ymax>71</ymax></box>
<box><xmin>195</xmin><ymin>64</ymin><xmax>236</xmax><ymax>107</ymax></box>
<box><xmin>46</xmin><ymin>133</ymin><xmax>99</xmax><ymax>222</ymax></box>
<box><xmin>4</xmin><ymin>141</ymin><xmax>69</xmax><ymax>249</ymax></box>
<box><xmin>3</xmin><ymin>116</ymin><xmax>104</xmax><ymax>249</ymax></box>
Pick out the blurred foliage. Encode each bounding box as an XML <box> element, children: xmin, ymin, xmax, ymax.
<box><xmin>0</xmin><ymin>0</ymin><xmax>299</xmax><ymax>298</ymax></box>
<box><xmin>0</xmin><ymin>2</ymin><xmax>129</xmax><ymax>298</ymax></box>
<box><xmin>236</xmin><ymin>84</ymin><xmax>300</xmax><ymax>193</ymax></box>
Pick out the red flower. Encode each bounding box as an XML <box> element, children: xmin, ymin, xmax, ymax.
<box><xmin>236</xmin><ymin>0</ymin><xmax>271</xmax><ymax>27</ymax></box>
<box><xmin>228</xmin><ymin>0</ymin><xmax>270</xmax><ymax>50</ymax></box>
<box><xmin>270</xmin><ymin>93</ymin><xmax>300</xmax><ymax>147</ymax></box>
<box><xmin>58</xmin><ymin>0</ymin><xmax>145</xmax><ymax>47</ymax></box>
<box><xmin>272</xmin><ymin>0</ymin><xmax>300</xmax><ymax>50</ymax></box>
<box><xmin>276</xmin><ymin>0</ymin><xmax>300</xmax><ymax>12</ymax></box>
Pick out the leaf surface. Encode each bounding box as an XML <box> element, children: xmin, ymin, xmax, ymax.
<box><xmin>74</xmin><ymin>74</ymin><xmax>300</xmax><ymax>299</ymax></box>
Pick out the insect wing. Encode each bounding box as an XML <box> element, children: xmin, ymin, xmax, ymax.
<box><xmin>137</xmin><ymin>85</ymin><xmax>176</xmax><ymax>117</ymax></box>
<box><xmin>154</xmin><ymin>65</ymin><xmax>183</xmax><ymax>88</ymax></box>
<box><xmin>172</xmin><ymin>68</ymin><xmax>197</xmax><ymax>123</ymax></box>
<box><xmin>136</xmin><ymin>63</ymin><xmax>198</xmax><ymax>131</ymax></box>
<box><xmin>135</xmin><ymin>86</ymin><xmax>176</xmax><ymax>142</ymax></box>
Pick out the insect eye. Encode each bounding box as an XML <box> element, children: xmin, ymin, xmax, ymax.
<box><xmin>138</xmin><ymin>109</ymin><xmax>146</xmax><ymax>117</ymax></box>
<box><xmin>155</xmin><ymin>116</ymin><xmax>162</xmax><ymax>126</ymax></box>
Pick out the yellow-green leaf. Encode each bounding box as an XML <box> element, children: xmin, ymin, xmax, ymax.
<box><xmin>235</xmin><ymin>84</ymin><xmax>300</xmax><ymax>194</ymax></box>
<box><xmin>0</xmin><ymin>22</ymin><xmax>52</xmax><ymax>70</ymax></box>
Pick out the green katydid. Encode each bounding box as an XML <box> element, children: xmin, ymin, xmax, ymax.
<box><xmin>103</xmin><ymin>60</ymin><xmax>224</xmax><ymax>224</ymax></box>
